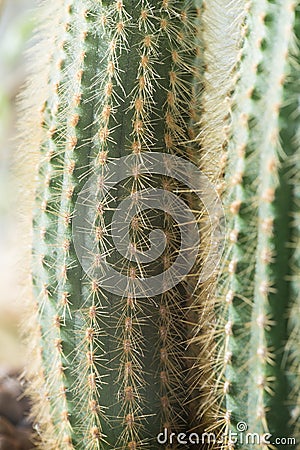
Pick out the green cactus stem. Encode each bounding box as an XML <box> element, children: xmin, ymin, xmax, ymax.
<box><xmin>23</xmin><ymin>1</ymin><xmax>204</xmax><ymax>449</ymax></box>
<box><xmin>283</xmin><ymin>6</ymin><xmax>300</xmax><ymax>448</ymax></box>
<box><xmin>247</xmin><ymin>1</ymin><xmax>296</xmax><ymax>442</ymax></box>
<box><xmin>188</xmin><ymin>0</ymin><xmax>300</xmax><ymax>448</ymax></box>
<box><xmin>185</xmin><ymin>0</ymin><xmax>247</xmax><ymax>435</ymax></box>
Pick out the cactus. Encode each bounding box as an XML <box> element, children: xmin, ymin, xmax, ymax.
<box><xmin>284</xmin><ymin>7</ymin><xmax>300</xmax><ymax>447</ymax></box>
<box><xmin>20</xmin><ymin>1</ymin><xmax>205</xmax><ymax>449</ymax></box>
<box><xmin>191</xmin><ymin>1</ymin><xmax>300</xmax><ymax>448</ymax></box>
<box><xmin>19</xmin><ymin>0</ymin><xmax>300</xmax><ymax>449</ymax></box>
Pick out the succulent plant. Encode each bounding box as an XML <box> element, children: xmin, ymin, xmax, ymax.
<box><xmin>191</xmin><ymin>1</ymin><xmax>300</xmax><ymax>448</ymax></box>
<box><xmin>20</xmin><ymin>1</ymin><xmax>204</xmax><ymax>448</ymax></box>
<box><xmin>19</xmin><ymin>0</ymin><xmax>299</xmax><ymax>449</ymax></box>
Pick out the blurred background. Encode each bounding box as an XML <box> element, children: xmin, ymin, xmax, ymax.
<box><xmin>0</xmin><ymin>0</ymin><xmax>36</xmax><ymax>370</ymax></box>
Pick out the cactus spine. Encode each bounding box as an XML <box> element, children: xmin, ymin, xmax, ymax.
<box><xmin>20</xmin><ymin>0</ymin><xmax>300</xmax><ymax>449</ymax></box>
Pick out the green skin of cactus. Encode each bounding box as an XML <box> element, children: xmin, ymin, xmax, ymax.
<box><xmin>32</xmin><ymin>1</ymin><xmax>201</xmax><ymax>449</ymax></box>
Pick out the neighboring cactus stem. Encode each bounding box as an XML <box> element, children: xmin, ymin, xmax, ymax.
<box><xmin>282</xmin><ymin>7</ymin><xmax>300</xmax><ymax>447</ymax></box>
<box><xmin>186</xmin><ymin>0</ymin><xmax>247</xmax><ymax>435</ymax></box>
<box><xmin>247</xmin><ymin>1</ymin><xmax>296</xmax><ymax>442</ymax></box>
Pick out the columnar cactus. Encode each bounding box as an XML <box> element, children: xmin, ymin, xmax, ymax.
<box><xmin>19</xmin><ymin>0</ymin><xmax>300</xmax><ymax>449</ymax></box>
<box><xmin>191</xmin><ymin>1</ymin><xmax>300</xmax><ymax>449</ymax></box>
<box><xmin>285</xmin><ymin>7</ymin><xmax>300</xmax><ymax>447</ymax></box>
<box><xmin>21</xmin><ymin>1</ymin><xmax>204</xmax><ymax>449</ymax></box>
